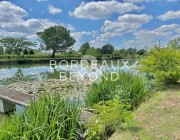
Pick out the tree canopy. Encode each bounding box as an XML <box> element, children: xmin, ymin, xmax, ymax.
<box><xmin>85</xmin><ymin>47</ymin><xmax>101</xmax><ymax>58</ymax></box>
<box><xmin>167</xmin><ymin>37</ymin><xmax>180</xmax><ymax>49</ymax></box>
<box><xmin>79</xmin><ymin>42</ymin><xmax>90</xmax><ymax>55</ymax></box>
<box><xmin>101</xmin><ymin>44</ymin><xmax>114</xmax><ymax>54</ymax></box>
<box><xmin>0</xmin><ymin>37</ymin><xmax>36</xmax><ymax>57</ymax></box>
<box><xmin>137</xmin><ymin>49</ymin><xmax>146</xmax><ymax>55</ymax></box>
<box><xmin>37</xmin><ymin>25</ymin><xmax>75</xmax><ymax>58</ymax></box>
<box><xmin>127</xmin><ymin>48</ymin><xmax>137</xmax><ymax>54</ymax></box>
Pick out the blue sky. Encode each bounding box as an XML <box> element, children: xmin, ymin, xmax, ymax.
<box><xmin>0</xmin><ymin>0</ymin><xmax>180</xmax><ymax>50</ymax></box>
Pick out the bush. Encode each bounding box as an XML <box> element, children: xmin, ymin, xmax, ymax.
<box><xmin>85</xmin><ymin>100</ymin><xmax>131</xmax><ymax>140</ymax></box>
<box><xmin>85</xmin><ymin>71</ymin><xmax>151</xmax><ymax>109</ymax></box>
<box><xmin>0</xmin><ymin>46</ymin><xmax>4</xmax><ymax>55</ymax></box>
<box><xmin>5</xmin><ymin>47</ymin><xmax>13</xmax><ymax>55</ymax></box>
<box><xmin>139</xmin><ymin>47</ymin><xmax>180</xmax><ymax>88</ymax></box>
<box><xmin>23</xmin><ymin>49</ymin><xmax>28</xmax><ymax>55</ymax></box>
<box><xmin>0</xmin><ymin>94</ymin><xmax>81</xmax><ymax>140</ymax></box>
<box><xmin>29</xmin><ymin>49</ymin><xmax>35</xmax><ymax>55</ymax></box>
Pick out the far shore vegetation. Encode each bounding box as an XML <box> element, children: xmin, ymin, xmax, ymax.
<box><xmin>0</xmin><ymin>26</ymin><xmax>148</xmax><ymax>64</ymax></box>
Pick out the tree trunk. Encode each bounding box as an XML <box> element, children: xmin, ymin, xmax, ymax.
<box><xmin>51</xmin><ymin>49</ymin><xmax>56</xmax><ymax>58</ymax></box>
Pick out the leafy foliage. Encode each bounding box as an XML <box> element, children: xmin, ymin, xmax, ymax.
<box><xmin>127</xmin><ymin>48</ymin><xmax>137</xmax><ymax>55</ymax></box>
<box><xmin>101</xmin><ymin>44</ymin><xmax>114</xmax><ymax>54</ymax></box>
<box><xmin>0</xmin><ymin>37</ymin><xmax>36</xmax><ymax>57</ymax></box>
<box><xmin>23</xmin><ymin>49</ymin><xmax>28</xmax><ymax>55</ymax></box>
<box><xmin>0</xmin><ymin>94</ymin><xmax>81</xmax><ymax>140</ymax></box>
<box><xmin>85</xmin><ymin>47</ymin><xmax>101</xmax><ymax>58</ymax></box>
<box><xmin>37</xmin><ymin>25</ymin><xmax>75</xmax><ymax>58</ymax></box>
<box><xmin>29</xmin><ymin>49</ymin><xmax>35</xmax><ymax>55</ymax></box>
<box><xmin>79</xmin><ymin>42</ymin><xmax>90</xmax><ymax>55</ymax></box>
<box><xmin>4</xmin><ymin>47</ymin><xmax>13</xmax><ymax>55</ymax></box>
<box><xmin>0</xmin><ymin>46</ymin><xmax>4</xmax><ymax>55</ymax></box>
<box><xmin>167</xmin><ymin>37</ymin><xmax>180</xmax><ymax>49</ymax></box>
<box><xmin>86</xmin><ymin>100</ymin><xmax>132</xmax><ymax>140</ymax></box>
<box><xmin>85</xmin><ymin>71</ymin><xmax>151</xmax><ymax>109</ymax></box>
<box><xmin>139</xmin><ymin>46</ymin><xmax>180</xmax><ymax>88</ymax></box>
<box><xmin>137</xmin><ymin>49</ymin><xmax>146</xmax><ymax>55</ymax></box>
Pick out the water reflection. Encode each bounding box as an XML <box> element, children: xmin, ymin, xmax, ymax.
<box><xmin>0</xmin><ymin>68</ymin><xmax>37</xmax><ymax>85</ymax></box>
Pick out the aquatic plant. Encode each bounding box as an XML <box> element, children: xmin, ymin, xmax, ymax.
<box><xmin>85</xmin><ymin>71</ymin><xmax>152</xmax><ymax>109</ymax></box>
<box><xmin>0</xmin><ymin>94</ymin><xmax>81</xmax><ymax>140</ymax></box>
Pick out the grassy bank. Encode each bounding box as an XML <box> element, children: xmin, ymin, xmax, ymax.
<box><xmin>109</xmin><ymin>84</ymin><xmax>180</xmax><ymax>140</ymax></box>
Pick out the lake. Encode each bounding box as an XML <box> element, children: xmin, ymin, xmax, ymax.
<box><xmin>0</xmin><ymin>60</ymin><xmax>138</xmax><ymax>123</ymax></box>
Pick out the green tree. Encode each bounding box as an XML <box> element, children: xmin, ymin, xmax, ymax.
<box><xmin>37</xmin><ymin>25</ymin><xmax>75</xmax><ymax>58</ymax></box>
<box><xmin>0</xmin><ymin>37</ymin><xmax>36</xmax><ymax>58</ymax></box>
<box><xmin>127</xmin><ymin>48</ymin><xmax>136</xmax><ymax>54</ymax></box>
<box><xmin>5</xmin><ymin>47</ymin><xmax>13</xmax><ymax>55</ymax></box>
<box><xmin>0</xmin><ymin>46</ymin><xmax>4</xmax><ymax>55</ymax></box>
<box><xmin>96</xmin><ymin>48</ymin><xmax>101</xmax><ymax>54</ymax></box>
<box><xmin>79</xmin><ymin>42</ymin><xmax>90</xmax><ymax>55</ymax></box>
<box><xmin>140</xmin><ymin>46</ymin><xmax>180</xmax><ymax>88</ymax></box>
<box><xmin>86</xmin><ymin>47</ymin><xmax>100</xmax><ymax>58</ymax></box>
<box><xmin>68</xmin><ymin>48</ymin><xmax>76</xmax><ymax>54</ymax></box>
<box><xmin>113</xmin><ymin>50</ymin><xmax>121</xmax><ymax>59</ymax></box>
<box><xmin>29</xmin><ymin>49</ymin><xmax>35</xmax><ymax>55</ymax></box>
<box><xmin>101</xmin><ymin>44</ymin><xmax>114</xmax><ymax>54</ymax></box>
<box><xmin>119</xmin><ymin>49</ymin><xmax>127</xmax><ymax>54</ymax></box>
<box><xmin>23</xmin><ymin>49</ymin><xmax>29</xmax><ymax>55</ymax></box>
<box><xmin>167</xmin><ymin>37</ymin><xmax>180</xmax><ymax>49</ymax></box>
<box><xmin>137</xmin><ymin>49</ymin><xmax>146</xmax><ymax>55</ymax></box>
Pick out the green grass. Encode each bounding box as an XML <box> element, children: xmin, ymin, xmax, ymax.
<box><xmin>0</xmin><ymin>94</ymin><xmax>81</xmax><ymax>140</ymax></box>
<box><xmin>85</xmin><ymin>71</ymin><xmax>152</xmax><ymax>109</ymax></box>
<box><xmin>109</xmin><ymin>84</ymin><xmax>180</xmax><ymax>140</ymax></box>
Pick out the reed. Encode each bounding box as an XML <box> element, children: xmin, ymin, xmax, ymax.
<box><xmin>0</xmin><ymin>94</ymin><xmax>81</xmax><ymax>140</ymax></box>
<box><xmin>85</xmin><ymin>71</ymin><xmax>152</xmax><ymax>109</ymax></box>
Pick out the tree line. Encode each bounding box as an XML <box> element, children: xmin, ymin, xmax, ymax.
<box><xmin>0</xmin><ymin>25</ymin><xmax>179</xmax><ymax>60</ymax></box>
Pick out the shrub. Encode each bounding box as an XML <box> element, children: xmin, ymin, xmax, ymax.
<box><xmin>85</xmin><ymin>71</ymin><xmax>151</xmax><ymax>109</ymax></box>
<box><xmin>139</xmin><ymin>47</ymin><xmax>180</xmax><ymax>88</ymax></box>
<box><xmin>23</xmin><ymin>49</ymin><xmax>28</xmax><ymax>55</ymax></box>
<box><xmin>0</xmin><ymin>94</ymin><xmax>81</xmax><ymax>140</ymax></box>
<box><xmin>0</xmin><ymin>46</ymin><xmax>4</xmax><ymax>55</ymax></box>
<box><xmin>29</xmin><ymin>49</ymin><xmax>35</xmax><ymax>55</ymax></box>
<box><xmin>5</xmin><ymin>47</ymin><xmax>13</xmax><ymax>55</ymax></box>
<box><xmin>85</xmin><ymin>100</ymin><xmax>132</xmax><ymax>140</ymax></box>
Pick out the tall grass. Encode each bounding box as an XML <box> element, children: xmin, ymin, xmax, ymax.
<box><xmin>85</xmin><ymin>71</ymin><xmax>152</xmax><ymax>109</ymax></box>
<box><xmin>0</xmin><ymin>94</ymin><xmax>81</xmax><ymax>140</ymax></box>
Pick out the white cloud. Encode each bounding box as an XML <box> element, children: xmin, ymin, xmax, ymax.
<box><xmin>48</xmin><ymin>5</ymin><xmax>62</xmax><ymax>15</ymax></box>
<box><xmin>102</xmin><ymin>14</ymin><xmax>153</xmax><ymax>32</ymax></box>
<box><xmin>67</xmin><ymin>24</ymin><xmax>75</xmax><ymax>31</ymax></box>
<box><xmin>158</xmin><ymin>10</ymin><xmax>180</xmax><ymax>21</ymax></box>
<box><xmin>123</xmin><ymin>0</ymin><xmax>154</xmax><ymax>3</ymax></box>
<box><xmin>124</xmin><ymin>23</ymin><xmax>180</xmax><ymax>49</ymax></box>
<box><xmin>0</xmin><ymin>1</ymin><xmax>27</xmax><ymax>23</ymax></box>
<box><xmin>0</xmin><ymin>1</ymin><xmax>61</xmax><ymax>39</ymax></box>
<box><xmin>0</xmin><ymin>29</ymin><xmax>26</xmax><ymax>38</ymax></box>
<box><xmin>70</xmin><ymin>1</ymin><xmax>144</xmax><ymax>20</ymax></box>
<box><xmin>91</xmin><ymin>14</ymin><xmax>153</xmax><ymax>47</ymax></box>
<box><xmin>71</xmin><ymin>31</ymin><xmax>97</xmax><ymax>42</ymax></box>
<box><xmin>71</xmin><ymin>31</ymin><xmax>97</xmax><ymax>50</ymax></box>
